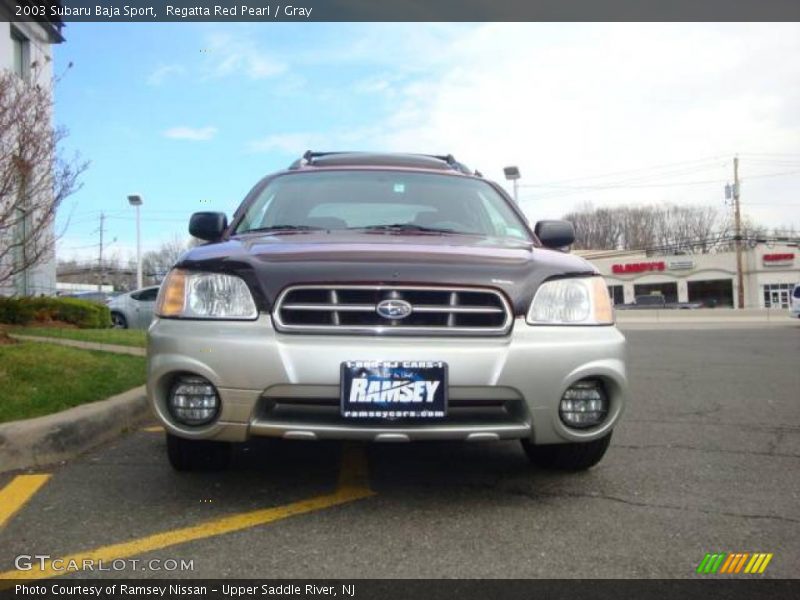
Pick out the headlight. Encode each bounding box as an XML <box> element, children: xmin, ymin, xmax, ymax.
<box><xmin>527</xmin><ymin>276</ymin><xmax>613</xmax><ymax>325</ymax></box>
<box><xmin>156</xmin><ymin>269</ymin><xmax>257</xmax><ymax>319</ymax></box>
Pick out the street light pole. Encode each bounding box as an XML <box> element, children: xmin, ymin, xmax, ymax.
<box><xmin>127</xmin><ymin>195</ymin><xmax>143</xmax><ymax>289</ymax></box>
<box><xmin>733</xmin><ymin>157</ymin><xmax>744</xmax><ymax>310</ymax></box>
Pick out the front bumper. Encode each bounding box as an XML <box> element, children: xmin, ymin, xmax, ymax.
<box><xmin>147</xmin><ymin>315</ymin><xmax>628</xmax><ymax>445</ymax></box>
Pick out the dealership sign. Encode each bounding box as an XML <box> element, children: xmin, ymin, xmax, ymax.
<box><xmin>668</xmin><ymin>259</ymin><xmax>696</xmax><ymax>270</ymax></box>
<box><xmin>762</xmin><ymin>253</ymin><xmax>794</xmax><ymax>267</ymax></box>
<box><xmin>612</xmin><ymin>261</ymin><xmax>666</xmax><ymax>274</ymax></box>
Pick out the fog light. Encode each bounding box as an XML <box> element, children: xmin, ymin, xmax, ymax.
<box><xmin>168</xmin><ymin>375</ymin><xmax>219</xmax><ymax>426</ymax></box>
<box><xmin>559</xmin><ymin>379</ymin><xmax>608</xmax><ymax>429</ymax></box>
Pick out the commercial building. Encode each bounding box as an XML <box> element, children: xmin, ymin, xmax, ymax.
<box><xmin>583</xmin><ymin>244</ymin><xmax>799</xmax><ymax>309</ymax></box>
<box><xmin>0</xmin><ymin>3</ymin><xmax>63</xmax><ymax>296</ymax></box>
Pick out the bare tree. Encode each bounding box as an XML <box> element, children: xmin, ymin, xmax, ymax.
<box><xmin>142</xmin><ymin>235</ymin><xmax>198</xmax><ymax>284</ymax></box>
<box><xmin>621</xmin><ymin>206</ymin><xmax>659</xmax><ymax>250</ymax></box>
<box><xmin>715</xmin><ymin>215</ymin><xmax>769</xmax><ymax>253</ymax></box>
<box><xmin>564</xmin><ymin>203</ymin><xmax>753</xmax><ymax>254</ymax></box>
<box><xmin>564</xmin><ymin>203</ymin><xmax>625</xmax><ymax>250</ymax></box>
<box><xmin>0</xmin><ymin>67</ymin><xmax>87</xmax><ymax>292</ymax></box>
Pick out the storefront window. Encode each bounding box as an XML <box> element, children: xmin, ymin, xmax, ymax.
<box><xmin>688</xmin><ymin>279</ymin><xmax>734</xmax><ymax>308</ymax></box>
<box><xmin>607</xmin><ymin>285</ymin><xmax>624</xmax><ymax>305</ymax></box>
<box><xmin>634</xmin><ymin>282</ymin><xmax>677</xmax><ymax>304</ymax></box>
<box><xmin>762</xmin><ymin>283</ymin><xmax>797</xmax><ymax>309</ymax></box>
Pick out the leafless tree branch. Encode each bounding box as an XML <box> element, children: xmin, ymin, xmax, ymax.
<box><xmin>0</xmin><ymin>68</ymin><xmax>88</xmax><ymax>291</ymax></box>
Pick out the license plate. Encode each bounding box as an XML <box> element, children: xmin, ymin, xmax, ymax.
<box><xmin>340</xmin><ymin>360</ymin><xmax>447</xmax><ymax>419</ymax></box>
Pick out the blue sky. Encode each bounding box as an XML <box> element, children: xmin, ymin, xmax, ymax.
<box><xmin>54</xmin><ymin>23</ymin><xmax>800</xmax><ymax>262</ymax></box>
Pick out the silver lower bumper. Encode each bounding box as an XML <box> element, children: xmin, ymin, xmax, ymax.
<box><xmin>147</xmin><ymin>315</ymin><xmax>628</xmax><ymax>445</ymax></box>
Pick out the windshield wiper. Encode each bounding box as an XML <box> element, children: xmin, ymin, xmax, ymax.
<box><xmin>349</xmin><ymin>223</ymin><xmax>463</xmax><ymax>234</ymax></box>
<box><xmin>240</xmin><ymin>224</ymin><xmax>325</xmax><ymax>234</ymax></box>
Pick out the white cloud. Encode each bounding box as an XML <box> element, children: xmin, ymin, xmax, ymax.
<box><xmin>270</xmin><ymin>23</ymin><xmax>800</xmax><ymax>229</ymax></box>
<box><xmin>202</xmin><ymin>32</ymin><xmax>287</xmax><ymax>80</ymax></box>
<box><xmin>163</xmin><ymin>126</ymin><xmax>218</xmax><ymax>141</ymax></box>
<box><xmin>249</xmin><ymin>132</ymin><xmax>326</xmax><ymax>154</ymax></box>
<box><xmin>248</xmin><ymin>127</ymin><xmax>382</xmax><ymax>154</ymax></box>
<box><xmin>353</xmin><ymin>75</ymin><xmax>395</xmax><ymax>95</ymax></box>
<box><xmin>147</xmin><ymin>64</ymin><xmax>185</xmax><ymax>86</ymax></box>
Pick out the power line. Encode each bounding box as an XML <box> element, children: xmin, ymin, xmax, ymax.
<box><xmin>578</xmin><ymin>233</ymin><xmax>797</xmax><ymax>259</ymax></box>
<box><xmin>521</xmin><ymin>170</ymin><xmax>800</xmax><ymax>203</ymax></box>
<box><xmin>742</xmin><ymin>169</ymin><xmax>800</xmax><ymax>180</ymax></box>
<box><xmin>521</xmin><ymin>163</ymin><xmax>728</xmax><ymax>190</ymax></box>
<box><xmin>519</xmin><ymin>155</ymin><xmax>728</xmax><ymax>188</ymax></box>
<box><xmin>739</xmin><ymin>152</ymin><xmax>800</xmax><ymax>158</ymax></box>
<box><xmin>60</xmin><ymin>242</ymin><xmax>100</xmax><ymax>251</ymax></box>
<box><xmin>523</xmin><ymin>168</ymin><xmax>800</xmax><ymax>194</ymax></box>
<box><xmin>105</xmin><ymin>216</ymin><xmax>187</xmax><ymax>223</ymax></box>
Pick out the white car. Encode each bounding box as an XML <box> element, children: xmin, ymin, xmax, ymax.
<box><xmin>792</xmin><ymin>284</ymin><xmax>800</xmax><ymax>318</ymax></box>
<box><xmin>108</xmin><ymin>286</ymin><xmax>160</xmax><ymax>329</ymax></box>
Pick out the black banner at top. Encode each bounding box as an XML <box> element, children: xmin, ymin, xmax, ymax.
<box><xmin>4</xmin><ymin>0</ymin><xmax>800</xmax><ymax>23</ymax></box>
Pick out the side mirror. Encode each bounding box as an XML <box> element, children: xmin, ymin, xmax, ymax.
<box><xmin>534</xmin><ymin>220</ymin><xmax>575</xmax><ymax>249</ymax></box>
<box><xmin>189</xmin><ymin>212</ymin><xmax>228</xmax><ymax>242</ymax></box>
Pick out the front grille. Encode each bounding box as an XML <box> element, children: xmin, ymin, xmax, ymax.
<box><xmin>261</xmin><ymin>397</ymin><xmax>524</xmax><ymax>425</ymax></box>
<box><xmin>273</xmin><ymin>285</ymin><xmax>513</xmax><ymax>335</ymax></box>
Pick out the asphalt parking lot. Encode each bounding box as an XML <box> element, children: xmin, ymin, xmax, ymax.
<box><xmin>1</xmin><ymin>324</ymin><xmax>798</xmax><ymax>580</ymax></box>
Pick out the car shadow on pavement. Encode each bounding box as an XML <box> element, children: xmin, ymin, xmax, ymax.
<box><xmin>228</xmin><ymin>438</ymin><xmax>591</xmax><ymax>495</ymax></box>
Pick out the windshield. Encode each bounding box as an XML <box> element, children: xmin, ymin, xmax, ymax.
<box><xmin>234</xmin><ymin>170</ymin><xmax>531</xmax><ymax>241</ymax></box>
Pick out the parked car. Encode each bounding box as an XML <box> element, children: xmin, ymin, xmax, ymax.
<box><xmin>108</xmin><ymin>286</ymin><xmax>160</xmax><ymax>329</ymax></box>
<box><xmin>59</xmin><ymin>290</ymin><xmax>120</xmax><ymax>305</ymax></box>
<box><xmin>615</xmin><ymin>293</ymin><xmax>704</xmax><ymax>310</ymax></box>
<box><xmin>792</xmin><ymin>284</ymin><xmax>800</xmax><ymax>318</ymax></box>
<box><xmin>147</xmin><ymin>152</ymin><xmax>629</xmax><ymax>472</ymax></box>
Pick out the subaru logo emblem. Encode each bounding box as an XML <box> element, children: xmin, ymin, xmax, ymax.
<box><xmin>376</xmin><ymin>299</ymin><xmax>413</xmax><ymax>320</ymax></box>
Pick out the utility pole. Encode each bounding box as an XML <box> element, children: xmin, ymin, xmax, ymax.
<box><xmin>97</xmin><ymin>212</ymin><xmax>105</xmax><ymax>292</ymax></box>
<box><xmin>733</xmin><ymin>157</ymin><xmax>745</xmax><ymax>310</ymax></box>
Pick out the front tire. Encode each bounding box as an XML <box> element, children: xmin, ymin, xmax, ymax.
<box><xmin>111</xmin><ymin>312</ymin><xmax>128</xmax><ymax>329</ymax></box>
<box><xmin>521</xmin><ymin>431</ymin><xmax>612</xmax><ymax>471</ymax></box>
<box><xmin>166</xmin><ymin>433</ymin><xmax>232</xmax><ymax>471</ymax></box>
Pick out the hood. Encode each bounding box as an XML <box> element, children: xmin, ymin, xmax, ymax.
<box><xmin>177</xmin><ymin>231</ymin><xmax>596</xmax><ymax>315</ymax></box>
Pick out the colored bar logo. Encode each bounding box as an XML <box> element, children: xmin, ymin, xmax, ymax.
<box><xmin>696</xmin><ymin>552</ymin><xmax>773</xmax><ymax>574</ymax></box>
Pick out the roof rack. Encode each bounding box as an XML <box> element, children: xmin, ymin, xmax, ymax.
<box><xmin>288</xmin><ymin>151</ymin><xmax>480</xmax><ymax>176</ymax></box>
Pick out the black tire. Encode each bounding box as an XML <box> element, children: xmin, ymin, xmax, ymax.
<box><xmin>166</xmin><ymin>433</ymin><xmax>232</xmax><ymax>471</ymax></box>
<box><xmin>521</xmin><ymin>431</ymin><xmax>612</xmax><ymax>471</ymax></box>
<box><xmin>111</xmin><ymin>312</ymin><xmax>128</xmax><ymax>329</ymax></box>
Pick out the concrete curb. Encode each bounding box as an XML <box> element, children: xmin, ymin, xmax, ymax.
<box><xmin>0</xmin><ymin>386</ymin><xmax>149</xmax><ymax>473</ymax></box>
<box><xmin>8</xmin><ymin>334</ymin><xmax>145</xmax><ymax>356</ymax></box>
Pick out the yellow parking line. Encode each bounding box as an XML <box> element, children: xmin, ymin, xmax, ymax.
<box><xmin>0</xmin><ymin>445</ymin><xmax>373</xmax><ymax>581</ymax></box>
<box><xmin>141</xmin><ymin>426</ymin><xmax>164</xmax><ymax>433</ymax></box>
<box><xmin>0</xmin><ymin>474</ymin><xmax>51</xmax><ymax>528</ymax></box>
